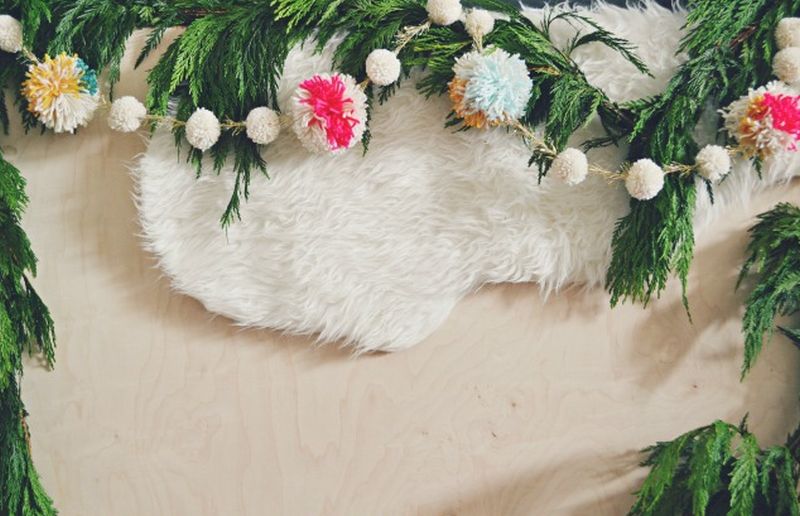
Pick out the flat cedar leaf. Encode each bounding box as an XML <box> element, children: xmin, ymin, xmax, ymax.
<box><xmin>630</xmin><ymin>432</ymin><xmax>694</xmax><ymax>514</ymax></box>
<box><xmin>688</xmin><ymin>421</ymin><xmax>735</xmax><ymax>516</ymax></box>
<box><xmin>727</xmin><ymin>434</ymin><xmax>760</xmax><ymax>516</ymax></box>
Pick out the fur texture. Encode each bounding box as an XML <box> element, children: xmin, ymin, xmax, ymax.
<box><xmin>135</xmin><ymin>2</ymin><xmax>800</xmax><ymax>352</ymax></box>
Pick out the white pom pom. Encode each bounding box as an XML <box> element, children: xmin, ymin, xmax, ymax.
<box><xmin>245</xmin><ymin>107</ymin><xmax>280</xmax><ymax>145</ymax></box>
<box><xmin>185</xmin><ymin>108</ymin><xmax>220</xmax><ymax>151</ymax></box>
<box><xmin>695</xmin><ymin>145</ymin><xmax>731</xmax><ymax>182</ymax></box>
<box><xmin>0</xmin><ymin>15</ymin><xmax>22</xmax><ymax>54</ymax></box>
<box><xmin>776</xmin><ymin>18</ymin><xmax>800</xmax><ymax>50</ymax></box>
<box><xmin>107</xmin><ymin>96</ymin><xmax>147</xmax><ymax>133</ymax></box>
<box><xmin>366</xmin><ymin>49</ymin><xmax>401</xmax><ymax>87</ymax></box>
<box><xmin>773</xmin><ymin>47</ymin><xmax>800</xmax><ymax>84</ymax></box>
<box><xmin>625</xmin><ymin>159</ymin><xmax>665</xmax><ymax>201</ymax></box>
<box><xmin>465</xmin><ymin>9</ymin><xmax>494</xmax><ymax>40</ymax></box>
<box><xmin>550</xmin><ymin>148</ymin><xmax>588</xmax><ymax>186</ymax></box>
<box><xmin>426</xmin><ymin>0</ymin><xmax>462</xmax><ymax>26</ymax></box>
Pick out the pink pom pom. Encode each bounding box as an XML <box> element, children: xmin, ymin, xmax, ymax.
<box><xmin>298</xmin><ymin>74</ymin><xmax>360</xmax><ymax>151</ymax></box>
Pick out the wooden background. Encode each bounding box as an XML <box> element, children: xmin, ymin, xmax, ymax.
<box><xmin>5</xmin><ymin>32</ymin><xmax>800</xmax><ymax>516</ymax></box>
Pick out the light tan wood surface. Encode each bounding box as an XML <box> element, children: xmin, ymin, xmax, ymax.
<box><xmin>6</xmin><ymin>33</ymin><xmax>800</xmax><ymax>516</ymax></box>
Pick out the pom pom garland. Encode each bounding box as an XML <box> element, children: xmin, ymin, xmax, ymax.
<box><xmin>365</xmin><ymin>49</ymin><xmax>402</xmax><ymax>87</ymax></box>
<box><xmin>449</xmin><ymin>48</ymin><xmax>533</xmax><ymax>128</ymax></box>
<box><xmin>291</xmin><ymin>73</ymin><xmax>367</xmax><ymax>154</ymax></box>
<box><xmin>695</xmin><ymin>145</ymin><xmax>732</xmax><ymax>182</ymax></box>
<box><xmin>776</xmin><ymin>17</ymin><xmax>800</xmax><ymax>50</ymax></box>
<box><xmin>245</xmin><ymin>107</ymin><xmax>281</xmax><ymax>145</ymax></box>
<box><xmin>108</xmin><ymin>96</ymin><xmax>147</xmax><ymax>133</ymax></box>
<box><xmin>551</xmin><ymin>148</ymin><xmax>588</xmax><ymax>186</ymax></box>
<box><xmin>185</xmin><ymin>108</ymin><xmax>221</xmax><ymax>151</ymax></box>
<box><xmin>773</xmin><ymin>47</ymin><xmax>800</xmax><ymax>84</ymax></box>
<box><xmin>0</xmin><ymin>14</ymin><xmax>22</xmax><ymax>54</ymax></box>
<box><xmin>426</xmin><ymin>0</ymin><xmax>462</xmax><ymax>26</ymax></box>
<box><xmin>625</xmin><ymin>159</ymin><xmax>665</xmax><ymax>201</ymax></box>
<box><xmin>721</xmin><ymin>81</ymin><xmax>800</xmax><ymax>159</ymax></box>
<box><xmin>465</xmin><ymin>9</ymin><xmax>495</xmax><ymax>42</ymax></box>
<box><xmin>22</xmin><ymin>53</ymin><xmax>100</xmax><ymax>133</ymax></box>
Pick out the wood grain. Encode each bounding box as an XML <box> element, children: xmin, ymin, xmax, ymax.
<box><xmin>6</xmin><ymin>32</ymin><xmax>800</xmax><ymax>515</ymax></box>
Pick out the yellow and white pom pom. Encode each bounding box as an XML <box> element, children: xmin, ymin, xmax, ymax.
<box><xmin>776</xmin><ymin>18</ymin><xmax>800</xmax><ymax>50</ymax></box>
<box><xmin>426</xmin><ymin>0</ymin><xmax>461</xmax><ymax>26</ymax></box>
<box><xmin>185</xmin><ymin>108</ymin><xmax>221</xmax><ymax>151</ymax></box>
<box><xmin>366</xmin><ymin>49</ymin><xmax>401</xmax><ymax>87</ymax></box>
<box><xmin>108</xmin><ymin>96</ymin><xmax>147</xmax><ymax>133</ymax></box>
<box><xmin>22</xmin><ymin>53</ymin><xmax>100</xmax><ymax>133</ymax></box>
<box><xmin>773</xmin><ymin>47</ymin><xmax>800</xmax><ymax>84</ymax></box>
<box><xmin>245</xmin><ymin>107</ymin><xmax>281</xmax><ymax>145</ymax></box>
<box><xmin>550</xmin><ymin>148</ymin><xmax>588</xmax><ymax>186</ymax></box>
<box><xmin>0</xmin><ymin>14</ymin><xmax>22</xmax><ymax>53</ymax></box>
<box><xmin>465</xmin><ymin>9</ymin><xmax>494</xmax><ymax>41</ymax></box>
<box><xmin>625</xmin><ymin>159</ymin><xmax>664</xmax><ymax>200</ymax></box>
<box><xmin>695</xmin><ymin>145</ymin><xmax>731</xmax><ymax>182</ymax></box>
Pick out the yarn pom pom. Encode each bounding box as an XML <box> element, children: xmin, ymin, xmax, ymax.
<box><xmin>108</xmin><ymin>96</ymin><xmax>147</xmax><ymax>133</ymax></box>
<box><xmin>449</xmin><ymin>48</ymin><xmax>532</xmax><ymax>128</ymax></box>
<box><xmin>773</xmin><ymin>47</ymin><xmax>800</xmax><ymax>84</ymax></box>
<box><xmin>245</xmin><ymin>107</ymin><xmax>281</xmax><ymax>145</ymax></box>
<box><xmin>776</xmin><ymin>18</ymin><xmax>800</xmax><ymax>50</ymax></box>
<box><xmin>0</xmin><ymin>14</ymin><xmax>22</xmax><ymax>53</ymax></box>
<box><xmin>366</xmin><ymin>49</ymin><xmax>401</xmax><ymax>87</ymax></box>
<box><xmin>22</xmin><ymin>53</ymin><xmax>100</xmax><ymax>133</ymax></box>
<box><xmin>721</xmin><ymin>81</ymin><xmax>800</xmax><ymax>159</ymax></box>
<box><xmin>465</xmin><ymin>9</ymin><xmax>494</xmax><ymax>41</ymax></box>
<box><xmin>185</xmin><ymin>108</ymin><xmax>221</xmax><ymax>151</ymax></box>
<box><xmin>550</xmin><ymin>148</ymin><xmax>588</xmax><ymax>186</ymax></box>
<box><xmin>291</xmin><ymin>73</ymin><xmax>367</xmax><ymax>154</ymax></box>
<box><xmin>695</xmin><ymin>145</ymin><xmax>731</xmax><ymax>182</ymax></box>
<box><xmin>426</xmin><ymin>0</ymin><xmax>462</xmax><ymax>26</ymax></box>
<box><xmin>625</xmin><ymin>159</ymin><xmax>664</xmax><ymax>201</ymax></box>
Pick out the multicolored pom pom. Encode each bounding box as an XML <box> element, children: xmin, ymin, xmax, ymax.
<box><xmin>721</xmin><ymin>81</ymin><xmax>800</xmax><ymax>160</ymax></box>
<box><xmin>449</xmin><ymin>48</ymin><xmax>532</xmax><ymax>128</ymax></box>
<box><xmin>21</xmin><ymin>53</ymin><xmax>100</xmax><ymax>133</ymax></box>
<box><xmin>291</xmin><ymin>73</ymin><xmax>367</xmax><ymax>154</ymax></box>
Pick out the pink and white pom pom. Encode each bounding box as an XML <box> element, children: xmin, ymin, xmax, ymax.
<box><xmin>291</xmin><ymin>73</ymin><xmax>367</xmax><ymax>154</ymax></box>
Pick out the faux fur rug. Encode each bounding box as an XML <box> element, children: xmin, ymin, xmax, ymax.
<box><xmin>135</xmin><ymin>2</ymin><xmax>800</xmax><ymax>352</ymax></box>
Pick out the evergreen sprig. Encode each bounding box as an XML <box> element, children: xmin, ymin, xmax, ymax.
<box><xmin>606</xmin><ymin>0</ymin><xmax>800</xmax><ymax>311</ymax></box>
<box><xmin>737</xmin><ymin>203</ymin><xmax>800</xmax><ymax>376</ymax></box>
<box><xmin>0</xmin><ymin>149</ymin><xmax>56</xmax><ymax>516</ymax></box>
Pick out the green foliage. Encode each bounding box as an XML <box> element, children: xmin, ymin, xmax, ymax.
<box><xmin>737</xmin><ymin>203</ymin><xmax>800</xmax><ymax>376</ymax></box>
<box><xmin>606</xmin><ymin>0</ymin><xmax>800</xmax><ymax>310</ymax></box>
<box><xmin>630</xmin><ymin>421</ymin><xmax>800</xmax><ymax>516</ymax></box>
<box><xmin>0</xmin><ymin>150</ymin><xmax>57</xmax><ymax>515</ymax></box>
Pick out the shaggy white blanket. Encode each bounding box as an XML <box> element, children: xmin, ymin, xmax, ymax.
<box><xmin>135</xmin><ymin>2</ymin><xmax>800</xmax><ymax>352</ymax></box>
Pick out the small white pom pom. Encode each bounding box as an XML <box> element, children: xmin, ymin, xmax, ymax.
<box><xmin>773</xmin><ymin>47</ymin><xmax>800</xmax><ymax>84</ymax></box>
<box><xmin>366</xmin><ymin>49</ymin><xmax>401</xmax><ymax>87</ymax></box>
<box><xmin>107</xmin><ymin>96</ymin><xmax>147</xmax><ymax>133</ymax></box>
<box><xmin>426</xmin><ymin>0</ymin><xmax>462</xmax><ymax>26</ymax></box>
<box><xmin>550</xmin><ymin>148</ymin><xmax>588</xmax><ymax>186</ymax></box>
<box><xmin>625</xmin><ymin>159</ymin><xmax>665</xmax><ymax>201</ymax></box>
<box><xmin>465</xmin><ymin>9</ymin><xmax>494</xmax><ymax>40</ymax></box>
<box><xmin>0</xmin><ymin>15</ymin><xmax>23</xmax><ymax>54</ymax></box>
<box><xmin>776</xmin><ymin>18</ymin><xmax>800</xmax><ymax>50</ymax></box>
<box><xmin>185</xmin><ymin>108</ymin><xmax>221</xmax><ymax>151</ymax></box>
<box><xmin>695</xmin><ymin>144</ymin><xmax>731</xmax><ymax>182</ymax></box>
<box><xmin>245</xmin><ymin>107</ymin><xmax>280</xmax><ymax>145</ymax></box>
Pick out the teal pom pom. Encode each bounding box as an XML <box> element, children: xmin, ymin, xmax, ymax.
<box><xmin>460</xmin><ymin>48</ymin><xmax>532</xmax><ymax>123</ymax></box>
<box><xmin>76</xmin><ymin>58</ymin><xmax>99</xmax><ymax>96</ymax></box>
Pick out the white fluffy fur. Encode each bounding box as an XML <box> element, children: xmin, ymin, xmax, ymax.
<box><xmin>135</xmin><ymin>2</ymin><xmax>800</xmax><ymax>352</ymax></box>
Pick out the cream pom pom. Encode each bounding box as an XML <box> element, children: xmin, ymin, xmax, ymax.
<box><xmin>107</xmin><ymin>96</ymin><xmax>147</xmax><ymax>133</ymax></box>
<box><xmin>0</xmin><ymin>15</ymin><xmax>22</xmax><ymax>54</ymax></box>
<box><xmin>245</xmin><ymin>107</ymin><xmax>280</xmax><ymax>145</ymax></box>
<box><xmin>776</xmin><ymin>18</ymin><xmax>800</xmax><ymax>50</ymax></box>
<box><xmin>550</xmin><ymin>148</ymin><xmax>588</xmax><ymax>186</ymax></box>
<box><xmin>426</xmin><ymin>0</ymin><xmax>462</xmax><ymax>26</ymax></box>
<box><xmin>773</xmin><ymin>47</ymin><xmax>800</xmax><ymax>84</ymax></box>
<box><xmin>625</xmin><ymin>159</ymin><xmax>665</xmax><ymax>201</ymax></box>
<box><xmin>465</xmin><ymin>9</ymin><xmax>494</xmax><ymax>40</ymax></box>
<box><xmin>366</xmin><ymin>49</ymin><xmax>401</xmax><ymax>87</ymax></box>
<box><xmin>695</xmin><ymin>145</ymin><xmax>731</xmax><ymax>182</ymax></box>
<box><xmin>185</xmin><ymin>108</ymin><xmax>221</xmax><ymax>151</ymax></box>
